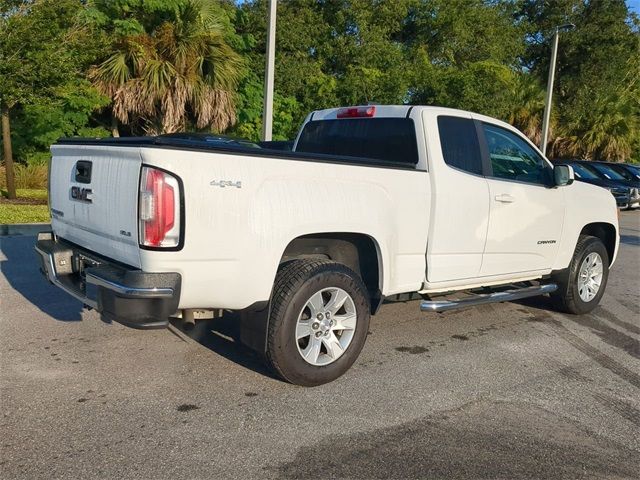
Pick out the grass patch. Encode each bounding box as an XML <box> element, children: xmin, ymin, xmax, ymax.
<box><xmin>0</xmin><ymin>189</ymin><xmax>49</xmax><ymax>224</ymax></box>
<box><xmin>0</xmin><ymin>204</ymin><xmax>50</xmax><ymax>224</ymax></box>
<box><xmin>1</xmin><ymin>188</ymin><xmax>48</xmax><ymax>201</ymax></box>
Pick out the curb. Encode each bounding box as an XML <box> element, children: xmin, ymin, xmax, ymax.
<box><xmin>0</xmin><ymin>223</ymin><xmax>51</xmax><ymax>236</ymax></box>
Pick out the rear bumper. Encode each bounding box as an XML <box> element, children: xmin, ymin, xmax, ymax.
<box><xmin>35</xmin><ymin>233</ymin><xmax>180</xmax><ymax>329</ymax></box>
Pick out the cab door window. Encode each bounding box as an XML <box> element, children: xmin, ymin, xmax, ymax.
<box><xmin>482</xmin><ymin>123</ymin><xmax>551</xmax><ymax>185</ymax></box>
<box><xmin>437</xmin><ymin>116</ymin><xmax>483</xmax><ymax>175</ymax></box>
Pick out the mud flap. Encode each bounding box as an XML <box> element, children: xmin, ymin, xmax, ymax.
<box><xmin>239</xmin><ymin>301</ymin><xmax>270</xmax><ymax>355</ymax></box>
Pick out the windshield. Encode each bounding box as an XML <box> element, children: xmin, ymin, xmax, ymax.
<box><xmin>569</xmin><ymin>163</ymin><xmax>600</xmax><ymax>180</ymax></box>
<box><xmin>590</xmin><ymin>163</ymin><xmax>626</xmax><ymax>181</ymax></box>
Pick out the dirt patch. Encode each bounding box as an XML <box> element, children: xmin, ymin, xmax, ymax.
<box><xmin>0</xmin><ymin>197</ymin><xmax>47</xmax><ymax>206</ymax></box>
<box><xmin>451</xmin><ymin>334</ymin><xmax>469</xmax><ymax>341</ymax></box>
<box><xmin>176</xmin><ymin>404</ymin><xmax>200</xmax><ymax>412</ymax></box>
<box><xmin>395</xmin><ymin>346</ymin><xmax>429</xmax><ymax>354</ymax></box>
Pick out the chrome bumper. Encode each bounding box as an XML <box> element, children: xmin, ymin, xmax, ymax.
<box><xmin>35</xmin><ymin>232</ymin><xmax>180</xmax><ymax>329</ymax></box>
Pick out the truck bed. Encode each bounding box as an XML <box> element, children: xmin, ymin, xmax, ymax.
<box><xmin>56</xmin><ymin>136</ymin><xmax>419</xmax><ymax>171</ymax></box>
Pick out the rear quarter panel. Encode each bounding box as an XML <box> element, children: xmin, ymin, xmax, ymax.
<box><xmin>139</xmin><ymin>147</ymin><xmax>430</xmax><ymax>309</ymax></box>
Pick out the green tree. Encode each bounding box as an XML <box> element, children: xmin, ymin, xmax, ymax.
<box><xmin>407</xmin><ymin>0</ymin><xmax>525</xmax><ymax>118</ymax></box>
<box><xmin>0</xmin><ymin>0</ymin><xmax>97</xmax><ymax>198</ymax></box>
<box><xmin>506</xmin><ymin>74</ymin><xmax>548</xmax><ymax>147</ymax></box>
<box><xmin>236</xmin><ymin>0</ymin><xmax>339</xmax><ymax>136</ymax></box>
<box><xmin>10</xmin><ymin>80</ymin><xmax>111</xmax><ymax>165</ymax></box>
<box><xmin>238</xmin><ymin>0</ymin><xmax>526</xmax><ymax>137</ymax></box>
<box><xmin>406</xmin><ymin>0</ymin><xmax>525</xmax><ymax>67</ymax></box>
<box><xmin>521</xmin><ymin>0</ymin><xmax>640</xmax><ymax>160</ymax></box>
<box><xmin>89</xmin><ymin>0</ymin><xmax>243</xmax><ymax>135</ymax></box>
<box><xmin>228</xmin><ymin>70</ymin><xmax>302</xmax><ymax>141</ymax></box>
<box><xmin>552</xmin><ymin>81</ymin><xmax>639</xmax><ymax>161</ymax></box>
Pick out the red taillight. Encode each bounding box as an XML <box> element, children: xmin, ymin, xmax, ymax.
<box><xmin>139</xmin><ymin>167</ymin><xmax>181</xmax><ymax>248</ymax></box>
<box><xmin>336</xmin><ymin>106</ymin><xmax>376</xmax><ymax>118</ymax></box>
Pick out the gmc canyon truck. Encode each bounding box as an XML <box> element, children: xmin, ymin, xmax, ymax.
<box><xmin>36</xmin><ymin>105</ymin><xmax>619</xmax><ymax>386</ymax></box>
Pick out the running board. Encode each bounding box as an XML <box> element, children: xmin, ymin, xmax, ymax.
<box><xmin>420</xmin><ymin>283</ymin><xmax>558</xmax><ymax>312</ymax></box>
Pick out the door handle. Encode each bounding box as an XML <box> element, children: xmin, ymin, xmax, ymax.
<box><xmin>495</xmin><ymin>194</ymin><xmax>515</xmax><ymax>203</ymax></box>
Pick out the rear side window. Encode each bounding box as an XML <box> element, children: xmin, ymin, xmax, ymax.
<box><xmin>437</xmin><ymin>116</ymin><xmax>483</xmax><ymax>175</ymax></box>
<box><xmin>296</xmin><ymin>118</ymin><xmax>419</xmax><ymax>165</ymax></box>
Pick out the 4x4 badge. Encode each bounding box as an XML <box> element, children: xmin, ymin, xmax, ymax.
<box><xmin>210</xmin><ymin>180</ymin><xmax>242</xmax><ymax>189</ymax></box>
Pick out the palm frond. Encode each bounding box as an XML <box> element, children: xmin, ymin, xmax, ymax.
<box><xmin>89</xmin><ymin>0</ymin><xmax>241</xmax><ymax>134</ymax></box>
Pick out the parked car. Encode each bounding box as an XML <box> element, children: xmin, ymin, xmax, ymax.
<box><xmin>554</xmin><ymin>160</ymin><xmax>631</xmax><ymax>209</ymax></box>
<box><xmin>614</xmin><ymin>163</ymin><xmax>640</xmax><ymax>181</ymax></box>
<box><xmin>588</xmin><ymin>161</ymin><xmax>640</xmax><ymax>209</ymax></box>
<box><xmin>599</xmin><ymin>162</ymin><xmax>640</xmax><ymax>182</ymax></box>
<box><xmin>36</xmin><ymin>105</ymin><xmax>619</xmax><ymax>386</ymax></box>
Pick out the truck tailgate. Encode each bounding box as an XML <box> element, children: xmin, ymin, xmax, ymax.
<box><xmin>49</xmin><ymin>145</ymin><xmax>142</xmax><ymax>268</ymax></box>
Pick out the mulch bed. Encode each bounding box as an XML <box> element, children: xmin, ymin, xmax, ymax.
<box><xmin>0</xmin><ymin>197</ymin><xmax>48</xmax><ymax>205</ymax></box>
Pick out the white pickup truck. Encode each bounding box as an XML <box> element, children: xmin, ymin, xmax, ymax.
<box><xmin>36</xmin><ymin>105</ymin><xmax>619</xmax><ymax>386</ymax></box>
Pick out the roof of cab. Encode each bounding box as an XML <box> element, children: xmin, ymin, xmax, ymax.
<box><xmin>307</xmin><ymin>104</ymin><xmax>518</xmax><ymax>135</ymax></box>
<box><xmin>309</xmin><ymin>104</ymin><xmax>502</xmax><ymax>122</ymax></box>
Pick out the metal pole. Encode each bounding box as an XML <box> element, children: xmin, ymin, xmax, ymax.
<box><xmin>262</xmin><ymin>0</ymin><xmax>277</xmax><ymax>142</ymax></box>
<box><xmin>540</xmin><ymin>28</ymin><xmax>559</xmax><ymax>156</ymax></box>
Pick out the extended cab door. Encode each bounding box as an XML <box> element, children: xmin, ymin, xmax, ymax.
<box><xmin>476</xmin><ymin>119</ymin><xmax>565</xmax><ymax>276</ymax></box>
<box><xmin>425</xmin><ymin>113</ymin><xmax>490</xmax><ymax>282</ymax></box>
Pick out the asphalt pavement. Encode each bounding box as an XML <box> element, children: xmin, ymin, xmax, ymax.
<box><xmin>1</xmin><ymin>212</ymin><xmax>639</xmax><ymax>479</ymax></box>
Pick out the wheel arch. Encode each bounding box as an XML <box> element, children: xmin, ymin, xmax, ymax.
<box><xmin>278</xmin><ymin>232</ymin><xmax>384</xmax><ymax>314</ymax></box>
<box><xmin>579</xmin><ymin>222</ymin><xmax>617</xmax><ymax>264</ymax></box>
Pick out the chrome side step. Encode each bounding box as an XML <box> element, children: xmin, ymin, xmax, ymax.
<box><xmin>420</xmin><ymin>283</ymin><xmax>558</xmax><ymax>312</ymax></box>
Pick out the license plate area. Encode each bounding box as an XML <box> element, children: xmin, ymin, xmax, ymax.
<box><xmin>66</xmin><ymin>252</ymin><xmax>103</xmax><ymax>304</ymax></box>
<box><xmin>71</xmin><ymin>252</ymin><xmax>102</xmax><ymax>276</ymax></box>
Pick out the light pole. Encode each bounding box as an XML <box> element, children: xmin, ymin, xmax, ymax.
<box><xmin>262</xmin><ymin>0</ymin><xmax>277</xmax><ymax>142</ymax></box>
<box><xmin>540</xmin><ymin>23</ymin><xmax>575</xmax><ymax>156</ymax></box>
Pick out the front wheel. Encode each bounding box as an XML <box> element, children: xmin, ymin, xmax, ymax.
<box><xmin>551</xmin><ymin>235</ymin><xmax>609</xmax><ymax>314</ymax></box>
<box><xmin>266</xmin><ymin>259</ymin><xmax>371</xmax><ymax>386</ymax></box>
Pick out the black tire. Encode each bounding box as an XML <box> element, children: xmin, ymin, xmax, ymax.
<box><xmin>266</xmin><ymin>259</ymin><xmax>371</xmax><ymax>387</ymax></box>
<box><xmin>551</xmin><ymin>235</ymin><xmax>609</xmax><ymax>314</ymax></box>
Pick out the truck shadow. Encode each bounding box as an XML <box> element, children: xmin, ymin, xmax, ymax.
<box><xmin>620</xmin><ymin>234</ymin><xmax>640</xmax><ymax>246</ymax></box>
<box><xmin>0</xmin><ymin>235</ymin><xmax>83</xmax><ymax>322</ymax></box>
<box><xmin>169</xmin><ymin>313</ymin><xmax>280</xmax><ymax>381</ymax></box>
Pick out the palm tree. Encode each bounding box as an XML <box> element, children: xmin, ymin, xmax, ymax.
<box><xmin>550</xmin><ymin>58</ymin><xmax>640</xmax><ymax>162</ymax></box>
<box><xmin>90</xmin><ymin>0</ymin><xmax>242</xmax><ymax>135</ymax></box>
<box><xmin>551</xmin><ymin>80</ymin><xmax>639</xmax><ymax>162</ymax></box>
<box><xmin>506</xmin><ymin>74</ymin><xmax>548</xmax><ymax>147</ymax></box>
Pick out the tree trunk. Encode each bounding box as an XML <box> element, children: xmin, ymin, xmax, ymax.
<box><xmin>1</xmin><ymin>105</ymin><xmax>16</xmax><ymax>200</ymax></box>
<box><xmin>111</xmin><ymin>111</ymin><xmax>120</xmax><ymax>137</ymax></box>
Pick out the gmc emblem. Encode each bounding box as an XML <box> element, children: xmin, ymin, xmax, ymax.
<box><xmin>70</xmin><ymin>186</ymin><xmax>93</xmax><ymax>203</ymax></box>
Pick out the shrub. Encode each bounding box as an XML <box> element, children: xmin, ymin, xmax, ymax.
<box><xmin>0</xmin><ymin>163</ymin><xmax>48</xmax><ymax>189</ymax></box>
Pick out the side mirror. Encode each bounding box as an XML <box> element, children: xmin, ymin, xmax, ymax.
<box><xmin>554</xmin><ymin>164</ymin><xmax>574</xmax><ymax>186</ymax></box>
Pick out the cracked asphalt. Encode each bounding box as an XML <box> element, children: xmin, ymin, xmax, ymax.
<box><xmin>1</xmin><ymin>211</ymin><xmax>639</xmax><ymax>479</ymax></box>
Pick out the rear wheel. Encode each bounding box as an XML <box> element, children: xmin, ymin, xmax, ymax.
<box><xmin>551</xmin><ymin>235</ymin><xmax>609</xmax><ymax>314</ymax></box>
<box><xmin>266</xmin><ymin>259</ymin><xmax>370</xmax><ymax>386</ymax></box>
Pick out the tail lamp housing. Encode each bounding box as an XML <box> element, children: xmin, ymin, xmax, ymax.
<box><xmin>139</xmin><ymin>166</ymin><xmax>182</xmax><ymax>248</ymax></box>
